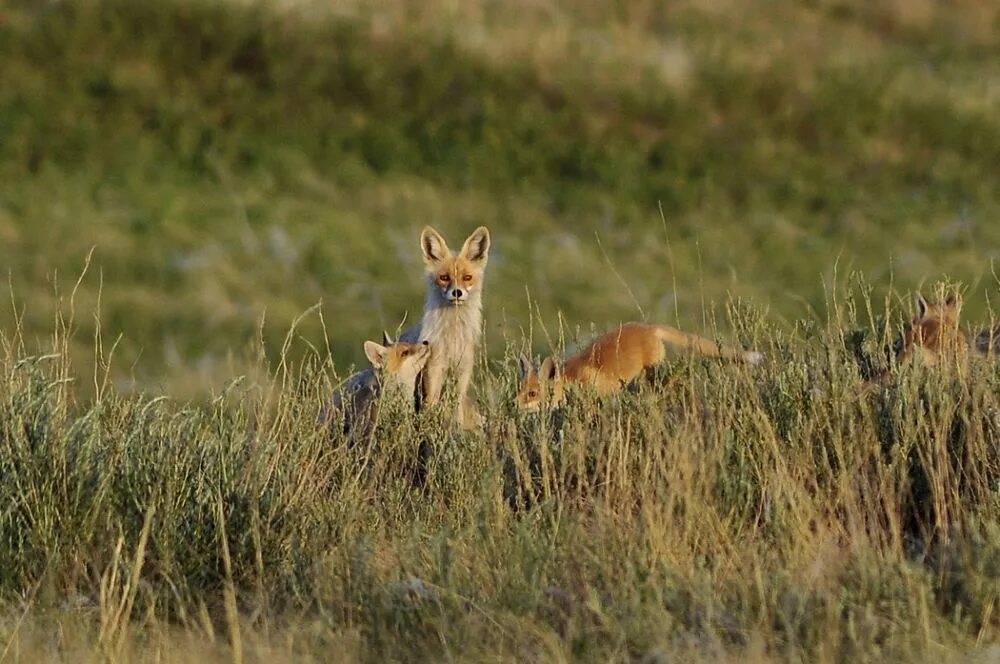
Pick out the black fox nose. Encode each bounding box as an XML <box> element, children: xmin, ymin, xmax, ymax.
<box><xmin>421</xmin><ymin>340</ymin><xmax>429</xmax><ymax>346</ymax></box>
<box><xmin>451</xmin><ymin>288</ymin><xmax>464</xmax><ymax>299</ymax></box>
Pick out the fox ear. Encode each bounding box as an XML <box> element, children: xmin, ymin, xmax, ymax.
<box><xmin>382</xmin><ymin>330</ymin><xmax>395</xmax><ymax>346</ymax></box>
<box><xmin>539</xmin><ymin>356</ymin><xmax>559</xmax><ymax>382</ymax></box>
<box><xmin>460</xmin><ymin>226</ymin><xmax>490</xmax><ymax>263</ymax></box>
<box><xmin>518</xmin><ymin>354</ymin><xmax>535</xmax><ymax>379</ymax></box>
<box><xmin>363</xmin><ymin>341</ymin><xmax>388</xmax><ymax>368</ymax></box>
<box><xmin>421</xmin><ymin>226</ymin><xmax>452</xmax><ymax>264</ymax></box>
<box><xmin>914</xmin><ymin>293</ymin><xmax>929</xmax><ymax>320</ymax></box>
<box><xmin>945</xmin><ymin>293</ymin><xmax>961</xmax><ymax>310</ymax></box>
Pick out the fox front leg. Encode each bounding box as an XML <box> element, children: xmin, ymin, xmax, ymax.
<box><xmin>419</xmin><ymin>361</ymin><xmax>446</xmax><ymax>409</ymax></box>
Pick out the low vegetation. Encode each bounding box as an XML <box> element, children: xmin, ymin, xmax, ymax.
<box><xmin>2</xmin><ymin>287</ymin><xmax>1000</xmax><ymax>661</ymax></box>
<box><xmin>1</xmin><ymin>0</ymin><xmax>998</xmax><ymax>397</ymax></box>
<box><xmin>2</xmin><ymin>0</ymin><xmax>999</xmax><ymax>660</ymax></box>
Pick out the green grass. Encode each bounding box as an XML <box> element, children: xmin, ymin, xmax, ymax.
<box><xmin>1</xmin><ymin>0</ymin><xmax>998</xmax><ymax>397</ymax></box>
<box><xmin>1</xmin><ymin>289</ymin><xmax>999</xmax><ymax>662</ymax></box>
<box><xmin>2</xmin><ymin>0</ymin><xmax>1000</xmax><ymax>659</ymax></box>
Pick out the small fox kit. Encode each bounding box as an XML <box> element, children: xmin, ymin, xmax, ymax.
<box><xmin>894</xmin><ymin>294</ymin><xmax>967</xmax><ymax>368</ymax></box>
<box><xmin>864</xmin><ymin>293</ymin><xmax>1000</xmax><ymax>391</ymax></box>
<box><xmin>321</xmin><ymin>334</ymin><xmax>431</xmax><ymax>444</ymax></box>
<box><xmin>402</xmin><ymin>225</ymin><xmax>491</xmax><ymax>428</ymax></box>
<box><xmin>517</xmin><ymin>322</ymin><xmax>763</xmax><ymax>410</ymax></box>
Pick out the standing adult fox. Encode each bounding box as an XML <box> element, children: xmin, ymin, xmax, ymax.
<box><xmin>401</xmin><ymin>225</ymin><xmax>491</xmax><ymax>429</ymax></box>
<box><xmin>517</xmin><ymin>322</ymin><xmax>762</xmax><ymax>410</ymax></box>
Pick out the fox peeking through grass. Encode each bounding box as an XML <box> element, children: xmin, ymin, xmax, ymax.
<box><xmin>400</xmin><ymin>225</ymin><xmax>491</xmax><ymax>429</ymax></box>
<box><xmin>863</xmin><ymin>292</ymin><xmax>1000</xmax><ymax>392</ymax></box>
<box><xmin>517</xmin><ymin>322</ymin><xmax>762</xmax><ymax>410</ymax></box>
<box><xmin>893</xmin><ymin>294</ymin><xmax>967</xmax><ymax>366</ymax></box>
<box><xmin>320</xmin><ymin>334</ymin><xmax>431</xmax><ymax>445</ymax></box>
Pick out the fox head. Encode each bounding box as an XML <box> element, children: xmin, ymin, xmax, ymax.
<box><xmin>420</xmin><ymin>226</ymin><xmax>491</xmax><ymax>307</ymax></box>
<box><xmin>363</xmin><ymin>335</ymin><xmax>431</xmax><ymax>394</ymax></box>
<box><xmin>516</xmin><ymin>355</ymin><xmax>562</xmax><ymax>411</ymax></box>
<box><xmin>897</xmin><ymin>292</ymin><xmax>965</xmax><ymax>367</ymax></box>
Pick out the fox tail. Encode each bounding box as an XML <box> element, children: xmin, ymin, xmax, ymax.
<box><xmin>652</xmin><ymin>324</ymin><xmax>762</xmax><ymax>364</ymax></box>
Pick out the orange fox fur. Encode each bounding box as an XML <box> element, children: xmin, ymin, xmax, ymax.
<box><xmin>864</xmin><ymin>293</ymin><xmax>1000</xmax><ymax>392</ymax></box>
<box><xmin>517</xmin><ymin>322</ymin><xmax>762</xmax><ymax>410</ymax></box>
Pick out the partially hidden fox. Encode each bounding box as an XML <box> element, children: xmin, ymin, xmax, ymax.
<box><xmin>320</xmin><ymin>334</ymin><xmax>431</xmax><ymax>444</ymax></box>
<box><xmin>400</xmin><ymin>225</ymin><xmax>491</xmax><ymax>429</ymax></box>
<box><xmin>863</xmin><ymin>293</ymin><xmax>1000</xmax><ymax>392</ymax></box>
<box><xmin>517</xmin><ymin>322</ymin><xmax>763</xmax><ymax>410</ymax></box>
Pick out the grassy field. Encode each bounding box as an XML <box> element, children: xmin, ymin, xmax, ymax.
<box><xmin>1</xmin><ymin>0</ymin><xmax>998</xmax><ymax>398</ymax></box>
<box><xmin>1</xmin><ymin>0</ymin><xmax>1000</xmax><ymax>660</ymax></box>
<box><xmin>2</xmin><ymin>290</ymin><xmax>1000</xmax><ymax>662</ymax></box>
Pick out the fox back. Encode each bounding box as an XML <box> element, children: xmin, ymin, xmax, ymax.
<box><xmin>517</xmin><ymin>322</ymin><xmax>760</xmax><ymax>410</ymax></box>
<box><xmin>560</xmin><ymin>324</ymin><xmax>668</xmax><ymax>391</ymax></box>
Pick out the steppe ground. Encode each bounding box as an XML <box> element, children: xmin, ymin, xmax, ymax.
<box><xmin>1</xmin><ymin>0</ymin><xmax>999</xmax><ymax>661</ymax></box>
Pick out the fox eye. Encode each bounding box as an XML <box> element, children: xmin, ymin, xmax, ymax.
<box><xmin>439</xmin><ymin>274</ymin><xmax>451</xmax><ymax>283</ymax></box>
<box><xmin>401</xmin><ymin>349</ymin><xmax>410</xmax><ymax>357</ymax></box>
<box><xmin>527</xmin><ymin>390</ymin><xmax>538</xmax><ymax>398</ymax></box>
<box><xmin>462</xmin><ymin>274</ymin><xmax>472</xmax><ymax>283</ymax></box>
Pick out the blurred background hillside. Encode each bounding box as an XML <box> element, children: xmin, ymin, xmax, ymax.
<box><xmin>1</xmin><ymin>0</ymin><xmax>998</xmax><ymax>399</ymax></box>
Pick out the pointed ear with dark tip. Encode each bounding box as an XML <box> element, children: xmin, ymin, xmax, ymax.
<box><xmin>914</xmin><ymin>293</ymin><xmax>929</xmax><ymax>320</ymax></box>
<box><xmin>421</xmin><ymin>226</ymin><xmax>452</xmax><ymax>265</ymax></box>
<box><xmin>518</xmin><ymin>354</ymin><xmax>535</xmax><ymax>379</ymax></box>
<box><xmin>539</xmin><ymin>356</ymin><xmax>559</xmax><ymax>382</ymax></box>
<box><xmin>460</xmin><ymin>226</ymin><xmax>491</xmax><ymax>263</ymax></box>
<box><xmin>363</xmin><ymin>341</ymin><xmax>388</xmax><ymax>368</ymax></box>
<box><xmin>382</xmin><ymin>330</ymin><xmax>395</xmax><ymax>346</ymax></box>
<box><xmin>945</xmin><ymin>294</ymin><xmax>961</xmax><ymax>310</ymax></box>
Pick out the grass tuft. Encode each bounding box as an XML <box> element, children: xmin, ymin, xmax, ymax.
<box><xmin>2</xmin><ymin>284</ymin><xmax>1000</xmax><ymax>660</ymax></box>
